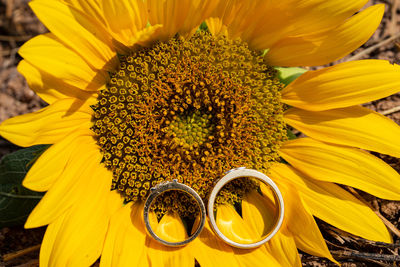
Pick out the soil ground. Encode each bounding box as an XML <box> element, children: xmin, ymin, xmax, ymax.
<box><xmin>1</xmin><ymin>0</ymin><xmax>400</xmax><ymax>266</ymax></box>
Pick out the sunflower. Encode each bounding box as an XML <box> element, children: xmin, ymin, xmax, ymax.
<box><xmin>1</xmin><ymin>0</ymin><xmax>400</xmax><ymax>266</ymax></box>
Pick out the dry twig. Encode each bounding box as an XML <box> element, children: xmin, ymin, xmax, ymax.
<box><xmin>332</xmin><ymin>250</ymin><xmax>400</xmax><ymax>263</ymax></box>
<box><xmin>2</xmin><ymin>244</ymin><xmax>41</xmax><ymax>262</ymax></box>
<box><xmin>390</xmin><ymin>0</ymin><xmax>399</xmax><ymax>36</ymax></box>
<box><xmin>380</xmin><ymin>105</ymin><xmax>400</xmax><ymax>115</ymax></box>
<box><xmin>6</xmin><ymin>0</ymin><xmax>14</xmax><ymax>19</ymax></box>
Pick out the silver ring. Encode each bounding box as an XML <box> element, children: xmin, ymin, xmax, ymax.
<box><xmin>207</xmin><ymin>167</ymin><xmax>284</xmax><ymax>249</ymax></box>
<box><xmin>143</xmin><ymin>179</ymin><xmax>206</xmax><ymax>246</ymax></box>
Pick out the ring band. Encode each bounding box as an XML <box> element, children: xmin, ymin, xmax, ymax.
<box><xmin>207</xmin><ymin>167</ymin><xmax>285</xmax><ymax>249</ymax></box>
<box><xmin>143</xmin><ymin>179</ymin><xmax>206</xmax><ymax>246</ymax></box>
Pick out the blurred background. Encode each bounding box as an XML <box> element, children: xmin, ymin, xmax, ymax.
<box><xmin>0</xmin><ymin>0</ymin><xmax>400</xmax><ymax>266</ymax></box>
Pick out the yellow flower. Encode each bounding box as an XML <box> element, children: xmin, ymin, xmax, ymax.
<box><xmin>1</xmin><ymin>0</ymin><xmax>400</xmax><ymax>266</ymax></box>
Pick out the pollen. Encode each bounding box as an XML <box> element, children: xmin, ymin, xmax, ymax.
<box><xmin>91</xmin><ymin>30</ymin><xmax>287</xmax><ymax>218</ymax></box>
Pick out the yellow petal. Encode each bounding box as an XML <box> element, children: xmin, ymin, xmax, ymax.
<box><xmin>147</xmin><ymin>0</ymin><xmax>216</xmax><ymax>41</ymax></box>
<box><xmin>210</xmin><ymin>0</ymin><xmax>294</xmax><ymax>50</ymax></box>
<box><xmin>264</xmin><ymin>232</ymin><xmax>301</xmax><ymax>267</ymax></box>
<box><xmin>24</xmin><ymin>130</ymin><xmax>92</xmax><ymax>192</ymax></box>
<box><xmin>40</xmin><ymin>187</ymin><xmax>121</xmax><ymax>266</ymax></box>
<box><xmin>0</xmin><ymin>98</ymin><xmax>92</xmax><ymax>147</ymax></box>
<box><xmin>282</xmin><ymin>0</ymin><xmax>368</xmax><ymax>36</ymax></box>
<box><xmin>100</xmin><ymin>0</ymin><xmax>148</xmax><ymax>47</ymax></box>
<box><xmin>25</xmin><ymin>141</ymin><xmax>101</xmax><ymax>228</ymax></box>
<box><xmin>245</xmin><ymin>0</ymin><xmax>369</xmax><ymax>51</ymax></box>
<box><xmin>284</xmin><ymin>106</ymin><xmax>400</xmax><ymax>158</ymax></box>
<box><xmin>205</xmin><ymin>17</ymin><xmax>228</xmax><ymax>37</ymax></box>
<box><xmin>216</xmin><ymin>204</ymin><xmax>281</xmax><ymax>266</ymax></box>
<box><xmin>19</xmin><ymin>33</ymin><xmax>106</xmax><ymax>91</ymax></box>
<box><xmin>270</xmin><ymin>163</ymin><xmax>392</xmax><ymax>242</ymax></box>
<box><xmin>280</xmin><ymin>138</ymin><xmax>400</xmax><ymax>200</ymax></box>
<box><xmin>146</xmin><ymin>212</ymin><xmax>193</xmax><ymax>267</ymax></box>
<box><xmin>53</xmin><ymin>191</ymin><xmax>121</xmax><ymax>266</ymax></box>
<box><xmin>155</xmin><ymin>212</ymin><xmax>188</xmax><ymax>243</ymax></box>
<box><xmin>178</xmin><ymin>0</ymin><xmax>219</xmax><ymax>38</ymax></box>
<box><xmin>241</xmin><ymin>189</ymin><xmax>301</xmax><ymax>266</ymax></box>
<box><xmin>128</xmin><ymin>25</ymin><xmax>164</xmax><ymax>48</ymax></box>
<box><xmin>191</xmin><ymin>221</ymin><xmax>239</xmax><ymax>267</ymax></box>
<box><xmin>265</xmin><ymin>5</ymin><xmax>384</xmax><ymax>67</ymax></box>
<box><xmin>211</xmin><ymin>0</ymin><xmax>367</xmax><ymax>51</ymax></box>
<box><xmin>216</xmin><ymin>204</ymin><xmax>258</xmax><ymax>244</ymax></box>
<box><xmin>207</xmin><ymin>0</ymin><xmax>246</xmax><ymax>37</ymax></box>
<box><xmin>39</xmin><ymin>170</ymin><xmax>121</xmax><ymax>266</ymax></box>
<box><xmin>101</xmin><ymin>203</ymin><xmax>150</xmax><ymax>267</ymax></box>
<box><xmin>29</xmin><ymin>0</ymin><xmax>116</xmax><ymax>71</ymax></box>
<box><xmin>64</xmin><ymin>0</ymin><xmax>105</xmax><ymax>25</ymax></box>
<box><xmin>282</xmin><ymin>60</ymin><xmax>400</xmax><ymax>111</ymax></box>
<box><xmin>241</xmin><ymin>190</ymin><xmax>277</xmax><ymax>237</ymax></box>
<box><xmin>17</xmin><ymin>60</ymin><xmax>93</xmax><ymax>104</ymax></box>
<box><xmin>147</xmin><ymin>0</ymin><xmax>191</xmax><ymax>41</ymax></box>
<box><xmin>232</xmin><ymin>246</ymin><xmax>281</xmax><ymax>267</ymax></box>
<box><xmin>39</xmin><ymin>212</ymin><xmax>66</xmax><ymax>267</ymax></box>
<box><xmin>276</xmin><ymin>181</ymin><xmax>336</xmax><ymax>263</ymax></box>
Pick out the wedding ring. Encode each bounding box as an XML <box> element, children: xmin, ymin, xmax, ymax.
<box><xmin>208</xmin><ymin>167</ymin><xmax>284</xmax><ymax>249</ymax></box>
<box><xmin>143</xmin><ymin>179</ymin><xmax>206</xmax><ymax>246</ymax></box>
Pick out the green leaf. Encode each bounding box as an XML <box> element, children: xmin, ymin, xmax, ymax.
<box><xmin>275</xmin><ymin>67</ymin><xmax>307</xmax><ymax>86</ymax></box>
<box><xmin>286</xmin><ymin>128</ymin><xmax>297</xmax><ymax>140</ymax></box>
<box><xmin>0</xmin><ymin>145</ymin><xmax>49</xmax><ymax>227</ymax></box>
<box><xmin>199</xmin><ymin>21</ymin><xmax>208</xmax><ymax>31</ymax></box>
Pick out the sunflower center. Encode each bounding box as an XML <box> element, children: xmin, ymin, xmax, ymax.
<box><xmin>168</xmin><ymin>110</ymin><xmax>214</xmax><ymax>148</ymax></box>
<box><xmin>91</xmin><ymin>31</ymin><xmax>287</xmax><ymax>217</ymax></box>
